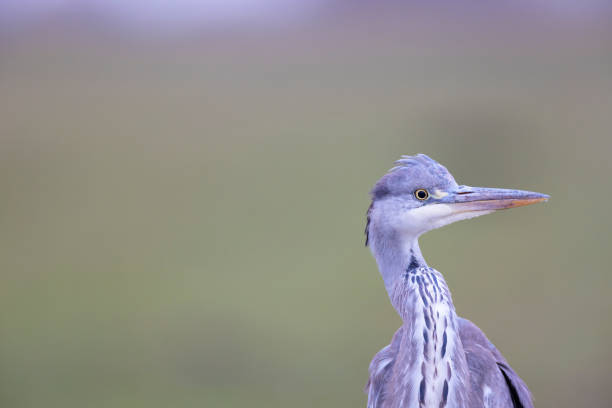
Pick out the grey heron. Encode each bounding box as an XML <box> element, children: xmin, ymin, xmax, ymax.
<box><xmin>364</xmin><ymin>154</ymin><xmax>547</xmax><ymax>408</ymax></box>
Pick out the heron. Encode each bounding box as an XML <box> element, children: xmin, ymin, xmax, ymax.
<box><xmin>364</xmin><ymin>154</ymin><xmax>548</xmax><ymax>408</ymax></box>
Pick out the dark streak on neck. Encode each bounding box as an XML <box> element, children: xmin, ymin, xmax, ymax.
<box><xmin>407</xmin><ymin>249</ymin><xmax>421</xmax><ymax>272</ymax></box>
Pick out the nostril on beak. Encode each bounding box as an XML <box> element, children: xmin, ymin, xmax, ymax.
<box><xmin>456</xmin><ymin>191</ymin><xmax>472</xmax><ymax>195</ymax></box>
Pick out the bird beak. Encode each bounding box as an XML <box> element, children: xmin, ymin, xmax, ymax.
<box><xmin>443</xmin><ymin>186</ymin><xmax>549</xmax><ymax>212</ymax></box>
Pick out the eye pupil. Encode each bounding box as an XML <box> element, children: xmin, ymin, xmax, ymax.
<box><xmin>415</xmin><ymin>189</ymin><xmax>429</xmax><ymax>200</ymax></box>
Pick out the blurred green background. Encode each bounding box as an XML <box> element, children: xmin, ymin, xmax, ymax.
<box><xmin>1</xmin><ymin>2</ymin><xmax>611</xmax><ymax>407</ymax></box>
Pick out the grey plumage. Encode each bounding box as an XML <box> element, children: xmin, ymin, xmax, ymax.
<box><xmin>364</xmin><ymin>154</ymin><xmax>547</xmax><ymax>408</ymax></box>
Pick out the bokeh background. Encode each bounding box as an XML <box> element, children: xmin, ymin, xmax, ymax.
<box><xmin>1</xmin><ymin>1</ymin><xmax>611</xmax><ymax>407</ymax></box>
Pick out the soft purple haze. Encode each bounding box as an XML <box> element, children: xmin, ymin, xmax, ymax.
<box><xmin>1</xmin><ymin>0</ymin><xmax>610</xmax><ymax>34</ymax></box>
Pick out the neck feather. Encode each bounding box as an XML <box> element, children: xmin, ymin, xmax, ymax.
<box><xmin>369</xmin><ymin>232</ymin><xmax>471</xmax><ymax>407</ymax></box>
<box><xmin>389</xmin><ymin>267</ymin><xmax>469</xmax><ymax>407</ymax></box>
<box><xmin>370</xmin><ymin>233</ymin><xmax>427</xmax><ymax>298</ymax></box>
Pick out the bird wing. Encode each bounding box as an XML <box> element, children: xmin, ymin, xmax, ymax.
<box><xmin>364</xmin><ymin>327</ymin><xmax>403</xmax><ymax>408</ymax></box>
<box><xmin>458</xmin><ymin>317</ymin><xmax>534</xmax><ymax>408</ymax></box>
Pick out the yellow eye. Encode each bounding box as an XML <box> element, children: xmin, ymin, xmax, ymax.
<box><xmin>415</xmin><ymin>189</ymin><xmax>429</xmax><ymax>200</ymax></box>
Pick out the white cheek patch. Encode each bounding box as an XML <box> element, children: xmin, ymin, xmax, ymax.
<box><xmin>430</xmin><ymin>189</ymin><xmax>449</xmax><ymax>199</ymax></box>
<box><xmin>408</xmin><ymin>203</ymin><xmax>454</xmax><ymax>221</ymax></box>
<box><xmin>400</xmin><ymin>203</ymin><xmax>493</xmax><ymax>236</ymax></box>
<box><xmin>399</xmin><ymin>204</ymin><xmax>453</xmax><ymax>235</ymax></box>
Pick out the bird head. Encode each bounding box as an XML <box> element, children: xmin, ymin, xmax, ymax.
<box><xmin>365</xmin><ymin>154</ymin><xmax>548</xmax><ymax>247</ymax></box>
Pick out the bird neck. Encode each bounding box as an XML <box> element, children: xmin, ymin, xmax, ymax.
<box><xmin>372</xmin><ymin>236</ymin><xmax>427</xmax><ymax>299</ymax></box>
<box><xmin>389</xmin><ymin>266</ymin><xmax>468</xmax><ymax>408</ymax></box>
<box><xmin>369</xmin><ymin>226</ymin><xmax>470</xmax><ymax>406</ymax></box>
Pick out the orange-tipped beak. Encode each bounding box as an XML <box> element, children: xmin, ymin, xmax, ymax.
<box><xmin>441</xmin><ymin>186</ymin><xmax>549</xmax><ymax>212</ymax></box>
